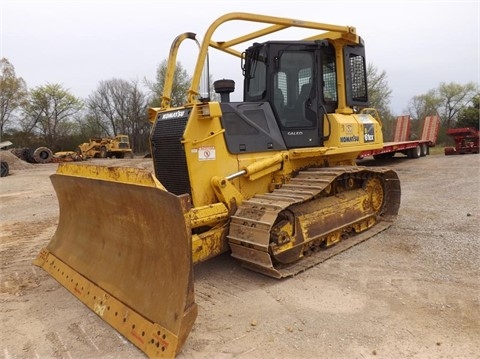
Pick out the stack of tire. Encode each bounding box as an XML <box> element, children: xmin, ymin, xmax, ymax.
<box><xmin>10</xmin><ymin>146</ymin><xmax>54</xmax><ymax>164</ymax></box>
<box><xmin>0</xmin><ymin>160</ymin><xmax>8</xmax><ymax>177</ymax></box>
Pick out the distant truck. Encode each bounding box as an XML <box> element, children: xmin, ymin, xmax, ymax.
<box><xmin>444</xmin><ymin>127</ymin><xmax>479</xmax><ymax>155</ymax></box>
<box><xmin>77</xmin><ymin>135</ymin><xmax>133</xmax><ymax>159</ymax></box>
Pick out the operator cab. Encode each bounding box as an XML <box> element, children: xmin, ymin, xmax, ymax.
<box><xmin>242</xmin><ymin>40</ymin><xmax>368</xmax><ymax>148</ymax></box>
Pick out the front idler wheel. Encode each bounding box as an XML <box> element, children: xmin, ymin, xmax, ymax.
<box><xmin>364</xmin><ymin>176</ymin><xmax>385</xmax><ymax>214</ymax></box>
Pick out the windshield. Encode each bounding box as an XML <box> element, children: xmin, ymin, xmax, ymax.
<box><xmin>245</xmin><ymin>46</ymin><xmax>267</xmax><ymax>100</ymax></box>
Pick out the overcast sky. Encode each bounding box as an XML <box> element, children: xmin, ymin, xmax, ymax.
<box><xmin>1</xmin><ymin>0</ymin><xmax>478</xmax><ymax>115</ymax></box>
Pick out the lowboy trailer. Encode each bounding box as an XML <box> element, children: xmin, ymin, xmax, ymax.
<box><xmin>359</xmin><ymin>115</ymin><xmax>440</xmax><ymax>160</ymax></box>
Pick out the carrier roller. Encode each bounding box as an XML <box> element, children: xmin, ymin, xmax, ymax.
<box><xmin>228</xmin><ymin>166</ymin><xmax>401</xmax><ymax>278</ymax></box>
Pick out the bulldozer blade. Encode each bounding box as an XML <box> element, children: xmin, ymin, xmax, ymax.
<box><xmin>34</xmin><ymin>163</ymin><xmax>197</xmax><ymax>358</ymax></box>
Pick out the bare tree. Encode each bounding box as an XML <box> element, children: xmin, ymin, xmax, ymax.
<box><xmin>366</xmin><ymin>63</ymin><xmax>395</xmax><ymax>141</ymax></box>
<box><xmin>23</xmin><ymin>83</ymin><xmax>83</xmax><ymax>149</ymax></box>
<box><xmin>86</xmin><ymin>79</ymin><xmax>150</xmax><ymax>153</ymax></box>
<box><xmin>367</xmin><ymin>63</ymin><xmax>392</xmax><ymax>112</ymax></box>
<box><xmin>0</xmin><ymin>58</ymin><xmax>28</xmax><ymax>139</ymax></box>
<box><xmin>407</xmin><ymin>89</ymin><xmax>443</xmax><ymax>121</ymax></box>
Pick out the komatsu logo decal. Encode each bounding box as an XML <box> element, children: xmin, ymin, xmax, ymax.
<box><xmin>340</xmin><ymin>135</ymin><xmax>359</xmax><ymax>143</ymax></box>
<box><xmin>161</xmin><ymin>110</ymin><xmax>186</xmax><ymax>120</ymax></box>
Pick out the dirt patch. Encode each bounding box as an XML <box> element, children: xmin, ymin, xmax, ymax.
<box><xmin>0</xmin><ymin>154</ymin><xmax>479</xmax><ymax>359</ymax></box>
<box><xmin>0</xmin><ymin>150</ymin><xmax>34</xmax><ymax>170</ymax></box>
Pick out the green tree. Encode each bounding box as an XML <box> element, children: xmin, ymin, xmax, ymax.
<box><xmin>0</xmin><ymin>58</ymin><xmax>28</xmax><ymax>140</ymax></box>
<box><xmin>408</xmin><ymin>82</ymin><xmax>477</xmax><ymax>126</ymax></box>
<box><xmin>456</xmin><ymin>94</ymin><xmax>479</xmax><ymax>130</ymax></box>
<box><xmin>23</xmin><ymin>84</ymin><xmax>83</xmax><ymax>150</ymax></box>
<box><xmin>146</xmin><ymin>60</ymin><xmax>191</xmax><ymax>108</ymax></box>
<box><xmin>407</xmin><ymin>82</ymin><xmax>478</xmax><ymax>143</ymax></box>
<box><xmin>437</xmin><ymin>82</ymin><xmax>477</xmax><ymax>128</ymax></box>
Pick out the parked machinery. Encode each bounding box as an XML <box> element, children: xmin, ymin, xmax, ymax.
<box><xmin>444</xmin><ymin>127</ymin><xmax>479</xmax><ymax>155</ymax></box>
<box><xmin>77</xmin><ymin>135</ymin><xmax>133</xmax><ymax>159</ymax></box>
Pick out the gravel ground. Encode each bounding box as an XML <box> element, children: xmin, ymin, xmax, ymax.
<box><xmin>0</xmin><ymin>153</ymin><xmax>479</xmax><ymax>359</ymax></box>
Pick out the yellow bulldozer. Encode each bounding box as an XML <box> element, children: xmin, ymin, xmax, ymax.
<box><xmin>34</xmin><ymin>13</ymin><xmax>401</xmax><ymax>358</ymax></box>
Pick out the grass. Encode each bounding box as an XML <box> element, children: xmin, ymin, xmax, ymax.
<box><xmin>429</xmin><ymin>146</ymin><xmax>446</xmax><ymax>156</ymax></box>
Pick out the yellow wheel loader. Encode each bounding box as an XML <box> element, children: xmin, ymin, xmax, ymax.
<box><xmin>34</xmin><ymin>13</ymin><xmax>401</xmax><ymax>358</ymax></box>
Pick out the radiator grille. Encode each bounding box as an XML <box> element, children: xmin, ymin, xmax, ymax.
<box><xmin>151</xmin><ymin>110</ymin><xmax>191</xmax><ymax>196</ymax></box>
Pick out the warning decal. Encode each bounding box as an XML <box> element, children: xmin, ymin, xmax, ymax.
<box><xmin>198</xmin><ymin>146</ymin><xmax>216</xmax><ymax>161</ymax></box>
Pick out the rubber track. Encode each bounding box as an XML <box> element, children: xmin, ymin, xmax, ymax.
<box><xmin>228</xmin><ymin>166</ymin><xmax>400</xmax><ymax>278</ymax></box>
